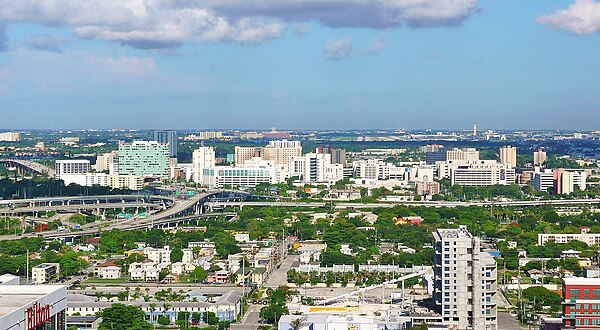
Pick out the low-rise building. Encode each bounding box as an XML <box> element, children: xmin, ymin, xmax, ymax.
<box><xmin>32</xmin><ymin>263</ymin><xmax>60</xmax><ymax>285</ymax></box>
<box><xmin>539</xmin><ymin>227</ymin><xmax>600</xmax><ymax>246</ymax></box>
<box><xmin>95</xmin><ymin>262</ymin><xmax>122</xmax><ymax>279</ymax></box>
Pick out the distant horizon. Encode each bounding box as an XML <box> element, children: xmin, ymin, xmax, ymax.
<box><xmin>1</xmin><ymin>127</ymin><xmax>597</xmax><ymax>132</ymax></box>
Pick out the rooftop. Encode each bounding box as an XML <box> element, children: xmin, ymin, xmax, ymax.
<box><xmin>0</xmin><ymin>285</ymin><xmax>66</xmax><ymax>318</ymax></box>
<box><xmin>434</xmin><ymin>226</ymin><xmax>473</xmax><ymax>239</ymax></box>
<box><xmin>563</xmin><ymin>277</ymin><xmax>600</xmax><ymax>285</ymax></box>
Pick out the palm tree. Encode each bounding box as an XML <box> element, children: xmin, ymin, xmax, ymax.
<box><xmin>149</xmin><ymin>303</ymin><xmax>157</xmax><ymax>323</ymax></box>
<box><xmin>162</xmin><ymin>302</ymin><xmax>171</xmax><ymax>323</ymax></box>
<box><xmin>290</xmin><ymin>318</ymin><xmax>305</xmax><ymax>330</ymax></box>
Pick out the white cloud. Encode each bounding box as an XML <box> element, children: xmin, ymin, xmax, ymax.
<box><xmin>537</xmin><ymin>0</ymin><xmax>600</xmax><ymax>35</ymax></box>
<box><xmin>0</xmin><ymin>0</ymin><xmax>480</xmax><ymax>49</ymax></box>
<box><xmin>368</xmin><ymin>37</ymin><xmax>387</xmax><ymax>54</ymax></box>
<box><xmin>22</xmin><ymin>34</ymin><xmax>68</xmax><ymax>53</ymax></box>
<box><xmin>324</xmin><ymin>37</ymin><xmax>353</xmax><ymax>60</ymax></box>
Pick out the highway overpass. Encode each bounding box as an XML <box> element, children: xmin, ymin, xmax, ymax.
<box><xmin>0</xmin><ymin>159</ymin><xmax>55</xmax><ymax>177</ymax></box>
<box><xmin>205</xmin><ymin>198</ymin><xmax>600</xmax><ymax>210</ymax></box>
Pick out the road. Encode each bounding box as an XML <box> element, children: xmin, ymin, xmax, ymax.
<box><xmin>232</xmin><ymin>304</ymin><xmax>261</xmax><ymax>330</ymax></box>
<box><xmin>498</xmin><ymin>311</ymin><xmax>522</xmax><ymax>330</ymax></box>
<box><xmin>266</xmin><ymin>255</ymin><xmax>298</xmax><ymax>288</ymax></box>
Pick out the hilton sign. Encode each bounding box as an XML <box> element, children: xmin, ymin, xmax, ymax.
<box><xmin>25</xmin><ymin>302</ymin><xmax>51</xmax><ymax>330</ymax></box>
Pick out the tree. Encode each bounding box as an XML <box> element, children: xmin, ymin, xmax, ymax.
<box><xmin>290</xmin><ymin>318</ymin><xmax>305</xmax><ymax>330</ymax></box>
<box><xmin>191</xmin><ymin>312</ymin><xmax>202</xmax><ymax>323</ymax></box>
<box><xmin>60</xmin><ymin>251</ymin><xmax>88</xmax><ymax>276</ymax></box>
<box><xmin>97</xmin><ymin>304</ymin><xmax>152</xmax><ymax>330</ymax></box>
<box><xmin>203</xmin><ymin>311</ymin><xmax>218</xmax><ymax>325</ymax></box>
<box><xmin>148</xmin><ymin>303</ymin><xmax>157</xmax><ymax>323</ymax></box>
<box><xmin>190</xmin><ymin>267</ymin><xmax>207</xmax><ymax>283</ymax></box>
<box><xmin>522</xmin><ymin>286</ymin><xmax>561</xmax><ymax>311</ymax></box>
<box><xmin>157</xmin><ymin>316</ymin><xmax>171</xmax><ymax>325</ymax></box>
<box><xmin>259</xmin><ymin>304</ymin><xmax>288</xmax><ymax>324</ymax></box>
<box><xmin>170</xmin><ymin>247</ymin><xmax>183</xmax><ymax>263</ymax></box>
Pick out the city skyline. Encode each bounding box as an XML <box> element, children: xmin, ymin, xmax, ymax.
<box><xmin>1</xmin><ymin>1</ymin><xmax>600</xmax><ymax>129</ymax></box>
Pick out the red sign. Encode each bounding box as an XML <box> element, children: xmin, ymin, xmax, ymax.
<box><xmin>26</xmin><ymin>302</ymin><xmax>51</xmax><ymax>330</ymax></box>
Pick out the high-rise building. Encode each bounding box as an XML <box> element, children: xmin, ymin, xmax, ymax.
<box><xmin>316</xmin><ymin>147</ymin><xmax>347</xmax><ymax>166</ymax></box>
<box><xmin>562</xmin><ymin>277</ymin><xmax>600</xmax><ymax>329</ymax></box>
<box><xmin>118</xmin><ymin>141</ymin><xmax>169</xmax><ymax>178</ymax></box>
<box><xmin>235</xmin><ymin>146</ymin><xmax>262</xmax><ymax>166</ymax></box>
<box><xmin>93</xmin><ymin>150</ymin><xmax>118</xmax><ymax>173</ymax></box>
<box><xmin>473</xmin><ymin>123</ymin><xmax>477</xmax><ymax>137</ymax></box>
<box><xmin>533</xmin><ymin>148</ymin><xmax>547</xmax><ymax>166</ymax></box>
<box><xmin>295</xmin><ymin>153</ymin><xmax>344</xmax><ymax>184</ymax></box>
<box><xmin>262</xmin><ymin>140</ymin><xmax>302</xmax><ymax>166</ymax></box>
<box><xmin>55</xmin><ymin>160</ymin><xmax>91</xmax><ymax>180</ymax></box>
<box><xmin>0</xmin><ymin>132</ymin><xmax>20</xmax><ymax>142</ymax></box>
<box><xmin>532</xmin><ymin>170</ymin><xmax>554</xmax><ymax>192</ymax></box>
<box><xmin>433</xmin><ymin>226</ymin><xmax>497</xmax><ymax>330</ymax></box>
<box><xmin>151</xmin><ymin>130</ymin><xmax>178</xmax><ymax>157</ymax></box>
<box><xmin>554</xmin><ymin>169</ymin><xmax>587</xmax><ymax>195</ymax></box>
<box><xmin>192</xmin><ymin>146</ymin><xmax>216</xmax><ymax>183</ymax></box>
<box><xmin>499</xmin><ymin>146</ymin><xmax>517</xmax><ymax>168</ymax></box>
<box><xmin>235</xmin><ymin>140</ymin><xmax>302</xmax><ymax>167</ymax></box>
<box><xmin>446</xmin><ymin>148</ymin><xmax>479</xmax><ymax>162</ymax></box>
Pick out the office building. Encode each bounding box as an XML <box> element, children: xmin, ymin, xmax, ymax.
<box><xmin>421</xmin><ymin>144</ymin><xmax>445</xmax><ymax>153</ymax></box>
<box><xmin>538</xmin><ymin>226</ymin><xmax>600</xmax><ymax>246</ymax></box>
<box><xmin>316</xmin><ymin>147</ymin><xmax>347</xmax><ymax>165</ymax></box>
<box><xmin>433</xmin><ymin>226</ymin><xmax>497</xmax><ymax>330</ymax></box>
<box><xmin>499</xmin><ymin>146</ymin><xmax>517</xmax><ymax>168</ymax></box>
<box><xmin>151</xmin><ymin>130</ymin><xmax>178</xmax><ymax>157</ymax></box>
<box><xmin>562</xmin><ymin>277</ymin><xmax>600</xmax><ymax>329</ymax></box>
<box><xmin>446</xmin><ymin>148</ymin><xmax>480</xmax><ymax>162</ymax></box>
<box><xmin>415</xmin><ymin>181</ymin><xmax>440</xmax><ymax>195</ymax></box>
<box><xmin>184</xmin><ymin>131</ymin><xmax>223</xmax><ymax>141</ymax></box>
<box><xmin>55</xmin><ymin>160</ymin><xmax>91</xmax><ymax>180</ymax></box>
<box><xmin>235</xmin><ymin>146</ymin><xmax>262</xmax><ymax>166</ymax></box>
<box><xmin>426</xmin><ymin>151</ymin><xmax>447</xmax><ymax>165</ymax></box>
<box><xmin>0</xmin><ymin>132</ymin><xmax>20</xmax><ymax>142</ymax></box>
<box><xmin>32</xmin><ymin>263</ymin><xmax>60</xmax><ymax>285</ymax></box>
<box><xmin>532</xmin><ymin>169</ymin><xmax>554</xmax><ymax>192</ymax></box>
<box><xmin>473</xmin><ymin>122</ymin><xmax>477</xmax><ymax>137</ymax></box>
<box><xmin>0</xmin><ymin>279</ymin><xmax>67</xmax><ymax>330</ymax></box>
<box><xmin>262</xmin><ymin>140</ymin><xmax>302</xmax><ymax>166</ymax></box>
<box><xmin>118</xmin><ymin>141</ymin><xmax>169</xmax><ymax>178</ymax></box>
<box><xmin>534</xmin><ymin>148</ymin><xmax>547</xmax><ymax>166</ymax></box>
<box><xmin>202</xmin><ymin>165</ymin><xmax>277</xmax><ymax>188</ymax></box>
<box><xmin>296</xmin><ymin>153</ymin><xmax>344</xmax><ymax>184</ymax></box>
<box><xmin>235</xmin><ymin>140</ymin><xmax>302</xmax><ymax>168</ymax></box>
<box><xmin>450</xmin><ymin>164</ymin><xmax>516</xmax><ymax>186</ymax></box>
<box><xmin>59</xmin><ymin>173</ymin><xmax>144</xmax><ymax>190</ymax></box>
<box><xmin>554</xmin><ymin>169</ymin><xmax>587</xmax><ymax>195</ymax></box>
<box><xmin>93</xmin><ymin>150</ymin><xmax>118</xmax><ymax>173</ymax></box>
<box><xmin>532</xmin><ymin>169</ymin><xmax>587</xmax><ymax>195</ymax></box>
<box><xmin>192</xmin><ymin>146</ymin><xmax>216</xmax><ymax>183</ymax></box>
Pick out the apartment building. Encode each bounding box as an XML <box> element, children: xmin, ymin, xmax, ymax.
<box><xmin>538</xmin><ymin>227</ymin><xmax>600</xmax><ymax>246</ymax></box>
<box><xmin>499</xmin><ymin>146</ymin><xmax>517</xmax><ymax>168</ymax></box>
<box><xmin>433</xmin><ymin>226</ymin><xmax>497</xmax><ymax>330</ymax></box>
<box><xmin>192</xmin><ymin>146</ymin><xmax>216</xmax><ymax>183</ymax></box>
<box><xmin>32</xmin><ymin>263</ymin><xmax>60</xmax><ymax>285</ymax></box>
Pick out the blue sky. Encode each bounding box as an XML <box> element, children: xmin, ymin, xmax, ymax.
<box><xmin>1</xmin><ymin>0</ymin><xmax>600</xmax><ymax>130</ymax></box>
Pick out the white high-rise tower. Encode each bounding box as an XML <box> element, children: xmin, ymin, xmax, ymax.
<box><xmin>473</xmin><ymin>123</ymin><xmax>477</xmax><ymax>137</ymax></box>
